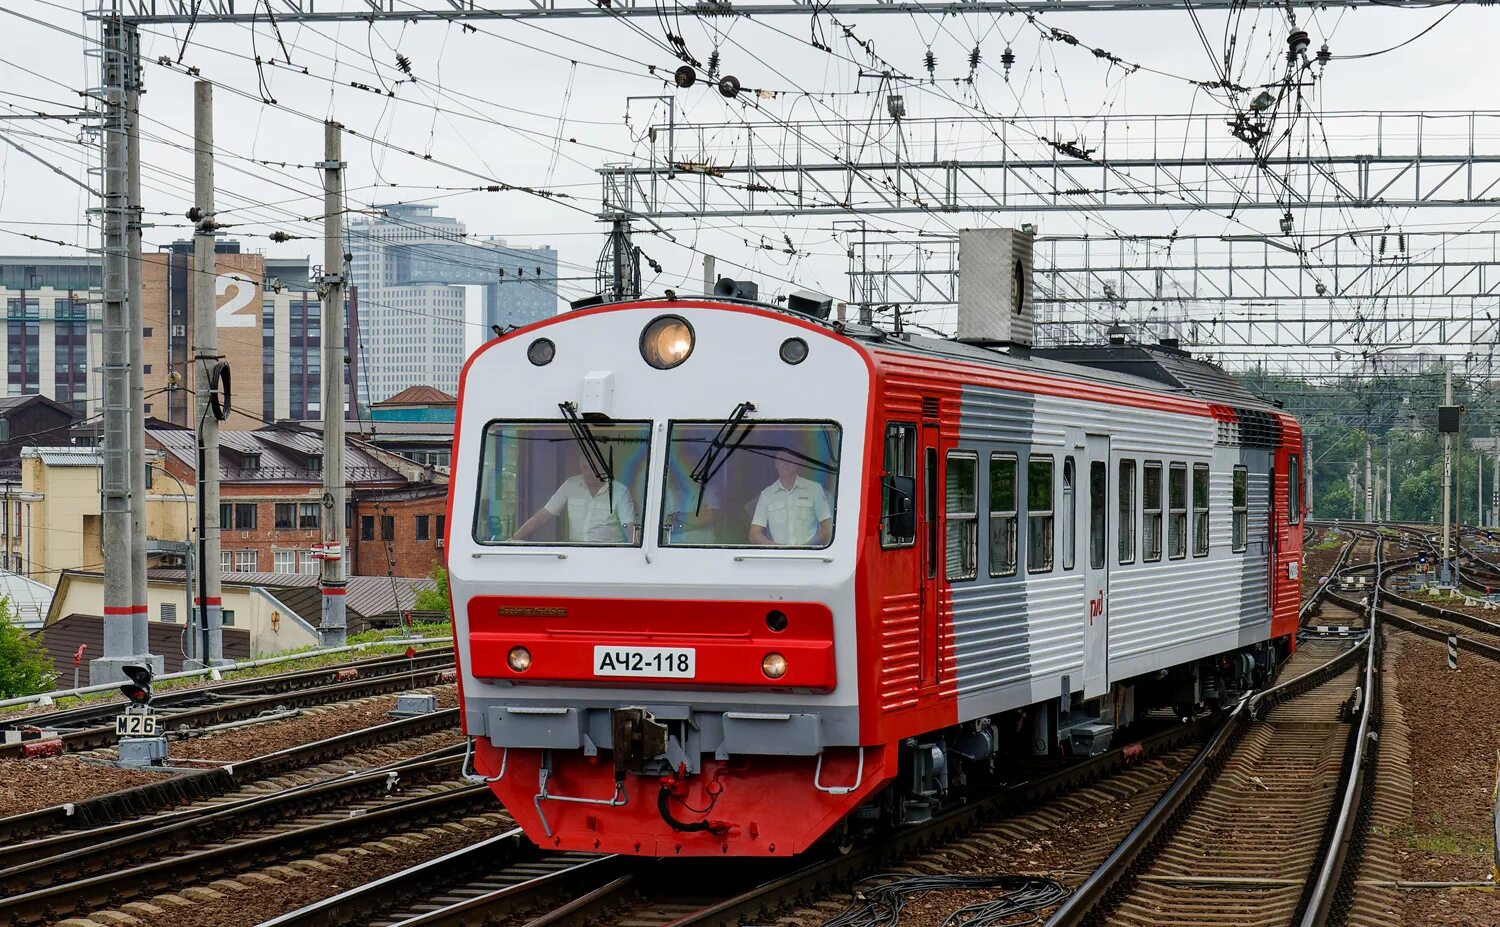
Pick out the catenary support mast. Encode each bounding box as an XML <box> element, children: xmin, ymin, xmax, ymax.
<box><xmin>319</xmin><ymin>121</ymin><xmax>348</xmax><ymax>648</ymax></box>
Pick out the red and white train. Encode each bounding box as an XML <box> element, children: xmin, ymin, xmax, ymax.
<box><xmin>446</xmin><ymin>231</ymin><xmax>1304</xmax><ymax>857</ymax></box>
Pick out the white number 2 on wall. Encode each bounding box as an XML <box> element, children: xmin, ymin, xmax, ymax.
<box><xmin>216</xmin><ymin>275</ymin><xmax>257</xmax><ymax>328</ymax></box>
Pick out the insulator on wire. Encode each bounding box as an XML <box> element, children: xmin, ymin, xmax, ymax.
<box><xmin>707</xmin><ymin>48</ymin><xmax>720</xmax><ymax>78</ymax></box>
<box><xmin>1316</xmin><ymin>43</ymin><xmax>1331</xmax><ymax>66</ymax></box>
<box><xmin>1398</xmin><ymin>233</ymin><xmax>1406</xmax><ymax>252</ymax></box>
<box><xmin>924</xmin><ymin>48</ymin><xmax>936</xmax><ymax>80</ymax></box>
<box><xmin>1001</xmin><ymin>45</ymin><xmax>1015</xmax><ymax>79</ymax></box>
<box><xmin>1379</xmin><ymin>234</ymin><xmax>1387</xmax><ymax>256</ymax></box>
<box><xmin>969</xmin><ymin>45</ymin><xmax>981</xmax><ymax>70</ymax></box>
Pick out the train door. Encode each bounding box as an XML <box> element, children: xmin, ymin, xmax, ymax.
<box><xmin>1082</xmin><ymin>435</ymin><xmax>1110</xmax><ymax>699</ymax></box>
<box><xmin>919</xmin><ymin>422</ymin><xmax>941</xmax><ymax>688</ymax></box>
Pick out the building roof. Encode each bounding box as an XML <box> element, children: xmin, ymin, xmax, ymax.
<box><xmin>141</xmin><ymin>569</ymin><xmax>435</xmax><ymax>622</ymax></box>
<box><xmin>33</xmin><ymin>614</ymin><xmax>250</xmax><ymax>677</ymax></box>
<box><xmin>0</xmin><ymin>571</ymin><xmax>54</xmax><ymax>629</ymax></box>
<box><xmin>0</xmin><ymin>394</ymin><xmax>76</xmax><ymax>418</ymax></box>
<box><xmin>374</xmin><ymin>385</ymin><xmax>456</xmax><ymax>408</ymax></box>
<box><xmin>21</xmin><ymin>447</ymin><xmax>105</xmax><ymax>467</ymax></box>
<box><xmin>148</xmin><ymin>426</ymin><xmax>404</xmax><ymax>485</ymax></box>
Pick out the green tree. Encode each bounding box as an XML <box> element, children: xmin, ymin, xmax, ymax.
<box><xmin>415</xmin><ymin>563</ymin><xmax>450</xmax><ymax>613</ymax></box>
<box><xmin>0</xmin><ymin>601</ymin><xmax>53</xmax><ymax>698</ymax></box>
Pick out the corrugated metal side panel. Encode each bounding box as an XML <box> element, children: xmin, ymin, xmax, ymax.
<box><xmin>876</xmin><ymin>591</ymin><xmax>921</xmax><ymax>711</ymax></box>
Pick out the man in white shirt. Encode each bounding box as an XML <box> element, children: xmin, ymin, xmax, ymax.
<box><xmin>750</xmin><ymin>453</ymin><xmax>833</xmax><ymax>546</ymax></box>
<box><xmin>512</xmin><ymin>451</ymin><xmax>637</xmax><ymax>543</ymax></box>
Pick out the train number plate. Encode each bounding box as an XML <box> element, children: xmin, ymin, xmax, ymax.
<box><xmin>115</xmin><ymin>714</ymin><xmax>161</xmax><ymax>737</ymax></box>
<box><xmin>592</xmin><ymin>646</ymin><xmax>696</xmax><ymax>679</ymax></box>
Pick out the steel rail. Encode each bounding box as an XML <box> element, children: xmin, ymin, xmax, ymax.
<box><xmin>1043</xmin><ymin>631</ymin><xmax>1371</xmax><ymax>927</ymax></box>
<box><xmin>0</xmin><ymin>708</ymin><xmax>460</xmax><ymax>845</ymax></box>
<box><xmin>0</xmin><ymin>783</ymin><xmax>490</xmax><ymax>926</ymax></box>
<box><xmin>0</xmin><ymin>662</ymin><xmax>456</xmax><ymax>758</ymax></box>
<box><xmin>0</xmin><ymin>748</ymin><xmax>465</xmax><ymax>891</ymax></box>
<box><xmin>1</xmin><ymin>648</ymin><xmax>454</xmax><ymax>734</ymax></box>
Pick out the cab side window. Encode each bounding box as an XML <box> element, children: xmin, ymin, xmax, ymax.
<box><xmin>945</xmin><ymin>452</ymin><xmax>978</xmax><ymax>581</ymax></box>
<box><xmin>881</xmin><ymin>423</ymin><xmax>917</xmax><ymax>548</ymax></box>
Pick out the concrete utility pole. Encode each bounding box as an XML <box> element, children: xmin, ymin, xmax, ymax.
<box><xmin>90</xmin><ymin>13</ymin><xmax>158</xmax><ymax>684</ymax></box>
<box><xmin>1442</xmin><ymin>369</ymin><xmax>1455</xmax><ymax>583</ymax></box>
<box><xmin>1385</xmin><ymin>448</ymin><xmax>1392</xmax><ymax>522</ymax></box>
<box><xmin>319</xmin><ymin>121</ymin><xmax>348</xmax><ymax>648</ymax></box>
<box><xmin>1364</xmin><ymin>436</ymin><xmax>1374</xmax><ymax>523</ymax></box>
<box><xmin>192</xmin><ymin>80</ymin><xmax>225</xmax><ymax>667</ymax></box>
<box><xmin>126</xmin><ymin>39</ymin><xmax>149</xmax><ymax>661</ymax></box>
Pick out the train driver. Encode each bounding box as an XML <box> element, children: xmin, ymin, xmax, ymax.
<box><xmin>511</xmin><ymin>450</ymin><xmax>637</xmax><ymax>544</ymax></box>
<box><xmin>749</xmin><ymin>450</ymin><xmax>833</xmax><ymax>547</ymax></box>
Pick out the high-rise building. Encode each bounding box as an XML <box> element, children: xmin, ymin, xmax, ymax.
<box><xmin>347</xmin><ymin>204</ymin><xmax>558</xmax><ymax>401</ymax></box>
<box><xmin>0</xmin><ymin>245</ymin><xmax>347</xmax><ymax>426</ymax></box>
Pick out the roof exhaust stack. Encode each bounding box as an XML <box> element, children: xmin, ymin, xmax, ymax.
<box><xmin>956</xmin><ymin>227</ymin><xmax>1035</xmax><ymax>347</ymax></box>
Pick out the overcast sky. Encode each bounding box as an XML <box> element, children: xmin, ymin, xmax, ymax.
<box><xmin>1</xmin><ymin>0</ymin><xmax>1495</xmax><ymax>358</ymax></box>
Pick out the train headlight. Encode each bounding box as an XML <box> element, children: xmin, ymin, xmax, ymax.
<box><xmin>507</xmin><ymin>646</ymin><xmax>532</xmax><ymax>672</ymax></box>
<box><xmin>527</xmin><ymin>338</ymin><xmax>555</xmax><ymax>366</ymax></box>
<box><xmin>640</xmin><ymin>315</ymin><xmax>694</xmax><ymax>369</ymax></box>
<box><xmin>762</xmin><ymin>652</ymin><xmax>788</xmax><ymax>679</ymax></box>
<box><xmin>779</xmin><ymin>337</ymin><xmax>808</xmax><ymax>365</ymax></box>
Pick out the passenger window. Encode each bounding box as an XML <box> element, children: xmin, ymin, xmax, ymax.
<box><xmin>1168</xmin><ymin>463</ymin><xmax>1187</xmax><ymax>560</ymax></box>
<box><xmin>1232</xmin><ymin>466</ymin><xmax>1248</xmax><ymax>552</ymax></box>
<box><xmin>881</xmin><ymin>423</ymin><xmax>917</xmax><ymax>548</ymax></box>
<box><xmin>1288</xmin><ymin>455</ymin><xmax>1302</xmax><ymax>524</ymax></box>
<box><xmin>989</xmin><ymin>454</ymin><xmax>1018</xmax><ymax>577</ymax></box>
<box><xmin>1089</xmin><ymin>461</ymin><xmax>1106</xmax><ymax>570</ymax></box>
<box><xmin>1027</xmin><ymin>455</ymin><xmax>1054</xmax><ymax>573</ymax></box>
<box><xmin>1193</xmin><ymin>464</ymin><xmax>1210</xmax><ymax>557</ymax></box>
<box><xmin>945</xmin><ymin>452</ymin><xmax>978</xmax><ymax>581</ymax></box>
<box><xmin>1062</xmin><ymin>457</ymin><xmax>1076</xmax><ymax>571</ymax></box>
<box><xmin>1118</xmin><ymin>459</ymin><xmax>1136</xmax><ymax>564</ymax></box>
<box><xmin>1143</xmin><ymin>462</ymin><xmax>1163</xmax><ymax>562</ymax></box>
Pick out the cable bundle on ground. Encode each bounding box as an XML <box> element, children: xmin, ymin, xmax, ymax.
<box><xmin>820</xmin><ymin>874</ymin><xmax>1070</xmax><ymax>927</ymax></box>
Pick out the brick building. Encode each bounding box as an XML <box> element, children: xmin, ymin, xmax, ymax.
<box><xmin>351</xmin><ymin>483</ymin><xmax>449</xmax><ymax>578</ymax></box>
<box><xmin>146</xmin><ymin>423</ymin><xmax>447</xmax><ymax>578</ymax></box>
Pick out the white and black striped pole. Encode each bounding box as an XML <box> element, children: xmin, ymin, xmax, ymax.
<box><xmin>1448</xmin><ymin>634</ymin><xmax>1459</xmax><ymax>670</ymax></box>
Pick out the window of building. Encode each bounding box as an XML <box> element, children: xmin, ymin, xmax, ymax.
<box><xmin>944</xmin><ymin>452</ymin><xmax>978</xmax><ymax>581</ymax></box>
<box><xmin>415</xmin><ymin>514</ymin><xmax>430</xmax><ymax>541</ymax></box>
<box><xmin>436</xmin><ymin>514</ymin><xmax>445</xmax><ymax>539</ymax></box>
<box><xmin>1143</xmin><ymin>462</ymin><xmax>1163</xmax><ymax>562</ymax></box>
<box><xmin>1027</xmin><ymin>455</ymin><xmax>1054</xmax><ymax>573</ymax></box>
<box><xmin>1062</xmin><ymin>457</ymin><xmax>1076</xmax><ymax>571</ymax></box>
<box><xmin>160</xmin><ymin>602</ymin><xmax>177</xmax><ymax>623</ymax></box>
<box><xmin>1288</xmin><ymin>455</ymin><xmax>1302</xmax><ymax>524</ymax></box>
<box><xmin>1119</xmin><ymin>459</ymin><xmax>1136</xmax><ymax>564</ymax></box>
<box><xmin>219</xmin><ymin>550</ymin><xmax>231</xmax><ymax>572</ymax></box>
<box><xmin>275</xmin><ymin>503</ymin><xmax>295</xmax><ymax>530</ymax></box>
<box><xmin>274</xmin><ymin>549</ymin><xmax>297</xmax><ymax>573</ymax></box>
<box><xmin>1232</xmin><ymin>466</ymin><xmax>1249</xmax><ymax>552</ymax></box>
<box><xmin>234</xmin><ymin>503</ymin><xmax>257</xmax><ymax>530</ymax></box>
<box><xmin>380</xmin><ymin>515</ymin><xmax>394</xmax><ymax>541</ymax></box>
<box><xmin>141</xmin><ymin>327</ymin><xmax>152</xmax><ymax>338</ymax></box>
<box><xmin>1168</xmin><ymin>463</ymin><xmax>1187</xmax><ymax>560</ymax></box>
<box><xmin>988</xmin><ymin>453</ymin><xmax>1018</xmax><ymax>577</ymax></box>
<box><xmin>299</xmin><ymin>503</ymin><xmax>320</xmax><ymax>529</ymax></box>
<box><xmin>222</xmin><ymin>608</ymin><xmax>235</xmax><ymax>627</ymax></box>
<box><xmin>233</xmin><ymin>549</ymin><xmax>257</xmax><ymax>572</ymax></box>
<box><xmin>880</xmin><ymin>423</ymin><xmax>917</xmax><ymax>548</ymax></box>
<box><xmin>1193</xmin><ymin>464</ymin><xmax>1210</xmax><ymax>557</ymax></box>
<box><xmin>298</xmin><ymin>550</ymin><xmax>319</xmax><ymax>574</ymax></box>
<box><xmin>360</xmin><ymin>515</ymin><xmax>375</xmax><ymax>541</ymax></box>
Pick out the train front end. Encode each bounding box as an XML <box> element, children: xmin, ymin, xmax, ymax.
<box><xmin>447</xmin><ymin>299</ymin><xmax>882</xmax><ymax>856</ymax></box>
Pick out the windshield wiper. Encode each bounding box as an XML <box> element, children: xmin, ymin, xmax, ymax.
<box><xmin>558</xmin><ymin>401</ymin><xmax>616</xmax><ymax>510</ymax></box>
<box><xmin>685</xmin><ymin>402</ymin><xmax>755</xmax><ymax>517</ymax></box>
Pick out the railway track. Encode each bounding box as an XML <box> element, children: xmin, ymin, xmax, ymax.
<box><xmin>1044</xmin><ymin>526</ymin><xmax>1391</xmax><ymax>927</ymax></box>
<box><xmin>0</xmin><ymin>706</ymin><xmax>461</xmax><ymax>845</ymax></box>
<box><xmin>257</xmin><ymin>713</ymin><xmax>1222</xmax><ymax>927</ymax></box>
<box><xmin>0</xmin><ymin>654</ymin><xmax>457</xmax><ymax>759</ymax></box>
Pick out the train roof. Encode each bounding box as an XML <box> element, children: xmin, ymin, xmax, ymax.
<box><xmin>829</xmin><ymin>321</ymin><xmax>1277</xmax><ymax>412</ymax></box>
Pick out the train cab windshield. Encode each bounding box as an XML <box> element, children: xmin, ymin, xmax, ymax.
<box><xmin>473</xmin><ymin>420</ymin><xmax>651</xmax><ymax>546</ymax></box>
<box><xmin>660</xmin><ymin>420</ymin><xmax>841</xmax><ymax>549</ymax></box>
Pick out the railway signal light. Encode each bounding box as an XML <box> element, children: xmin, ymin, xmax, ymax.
<box><xmin>119</xmin><ymin>664</ymin><xmax>154</xmax><ymax>706</ymax></box>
